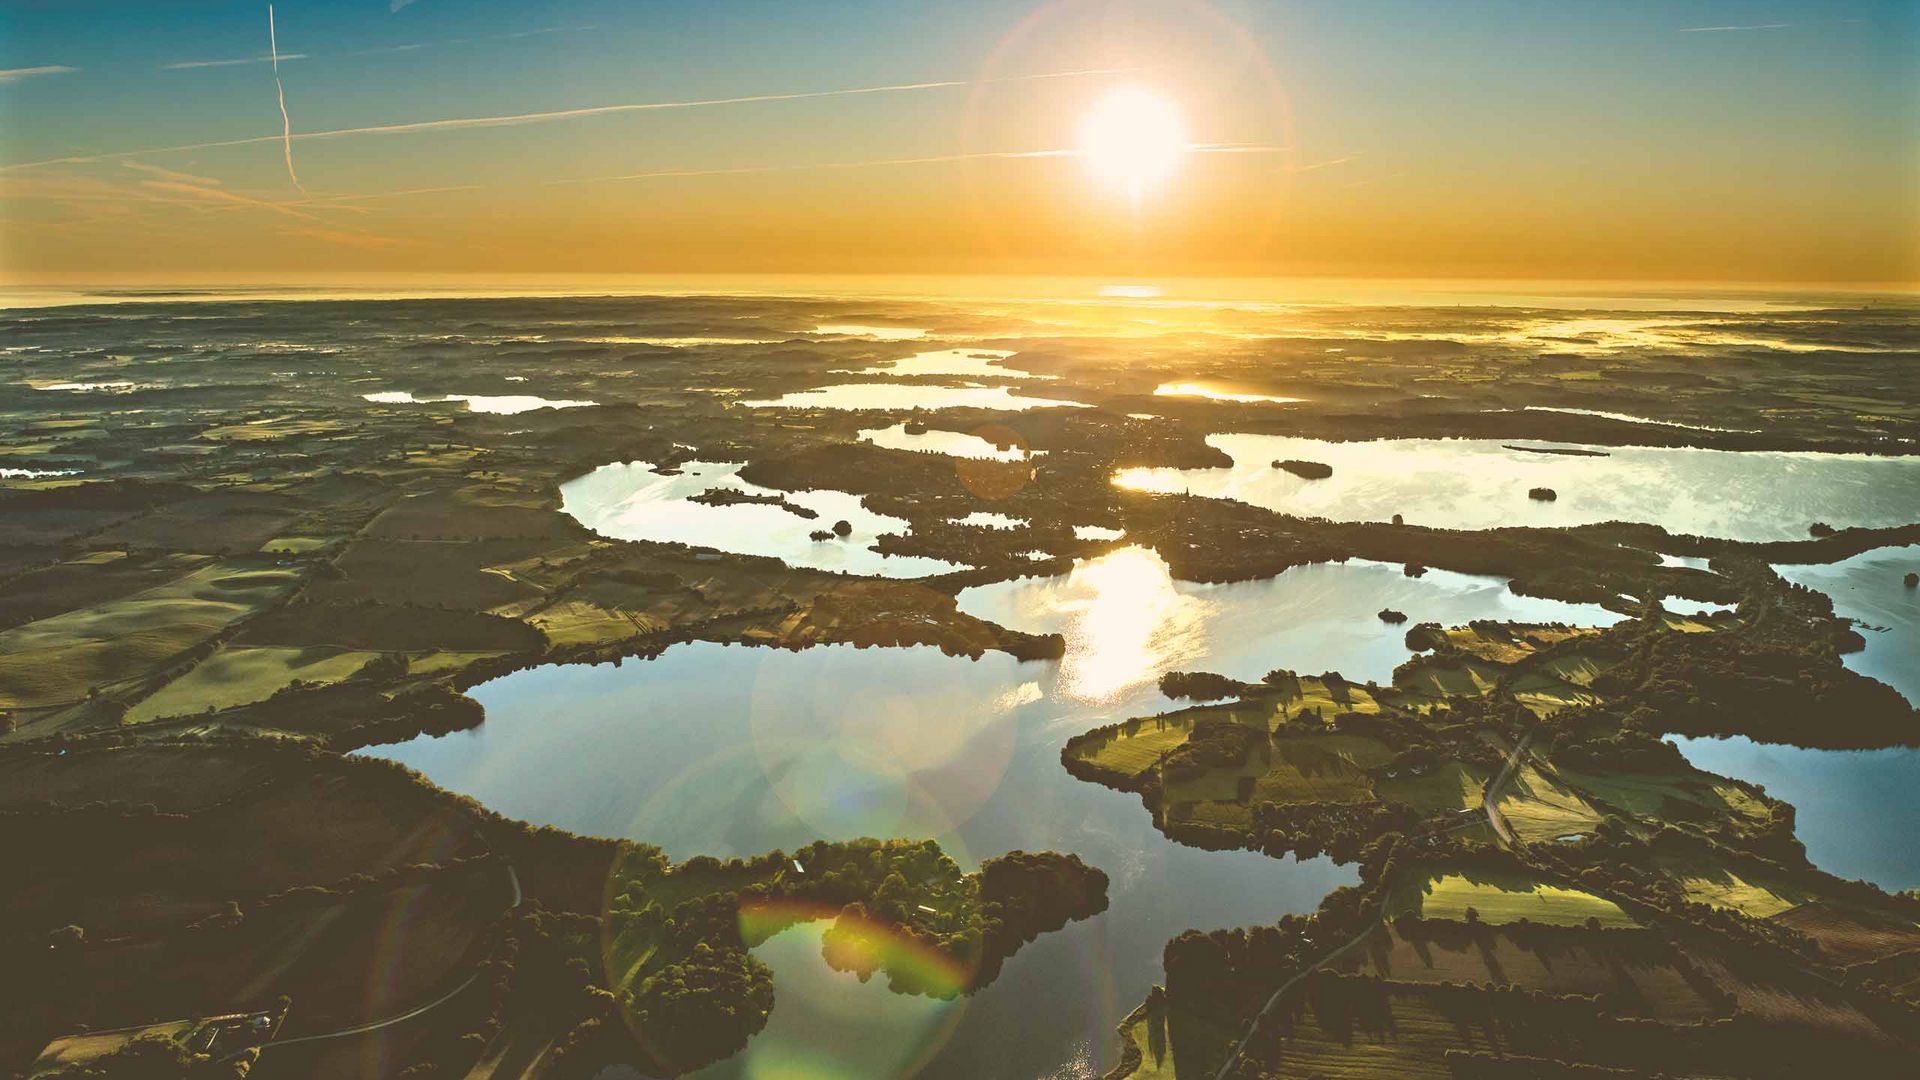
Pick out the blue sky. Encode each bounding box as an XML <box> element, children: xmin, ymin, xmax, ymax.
<box><xmin>2</xmin><ymin>0</ymin><xmax>1914</xmax><ymax>281</ymax></box>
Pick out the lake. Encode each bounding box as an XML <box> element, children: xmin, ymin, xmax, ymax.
<box><xmin>858</xmin><ymin>422</ymin><xmax>1042</xmax><ymax>462</ymax></box>
<box><xmin>362</xmin><ymin>547</ymin><xmax>1629</xmax><ymax>1078</ymax></box>
<box><xmin>853</xmin><ymin>347</ymin><xmax>1054</xmax><ymax>380</ymax></box>
<box><xmin>363</xmin><ymin>642</ymin><xmax>1350</xmax><ymax>1079</ymax></box>
<box><xmin>955</xmin><ymin>546</ymin><xmax>1624</xmax><ymax>705</ymax></box>
<box><xmin>1673</xmin><ymin>736</ymin><xmax>1920</xmax><ymax>892</ymax></box>
<box><xmin>1671</xmin><ymin>544</ymin><xmax>1920</xmax><ymax>893</ymax></box>
<box><xmin>362</xmin><ymin>391</ymin><xmax>597</xmax><ymax>414</ymax></box>
<box><xmin>740</xmin><ymin>384</ymin><xmax>1089</xmax><ymax>411</ymax></box>
<box><xmin>559</xmin><ymin>459</ymin><xmax>962</xmax><ymax>579</ymax></box>
<box><xmin>1114</xmin><ymin>435</ymin><xmax>1920</xmax><ymax>541</ymax></box>
<box><xmin>1776</xmin><ymin>545</ymin><xmax>1920</xmax><ymax>705</ymax></box>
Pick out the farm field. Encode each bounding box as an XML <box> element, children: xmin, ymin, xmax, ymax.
<box><xmin>1386</xmin><ymin>867</ymin><xmax>1637</xmax><ymax>927</ymax></box>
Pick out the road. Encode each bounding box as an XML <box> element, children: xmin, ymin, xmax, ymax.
<box><xmin>230</xmin><ymin>860</ymin><xmax>521</xmax><ymax>1062</ymax></box>
<box><xmin>1208</xmin><ymin>730</ymin><xmax>1537</xmax><ymax>1080</ymax></box>
<box><xmin>1482</xmin><ymin>731</ymin><xmax>1532</xmax><ymax>849</ymax></box>
<box><xmin>1207</xmin><ymin>901</ymin><xmax>1384</xmax><ymax>1080</ymax></box>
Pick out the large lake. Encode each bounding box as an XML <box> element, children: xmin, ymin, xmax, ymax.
<box><xmin>1675</xmin><ymin>545</ymin><xmax>1920</xmax><ymax>892</ymax></box>
<box><xmin>1114</xmin><ymin>435</ymin><xmax>1920</xmax><ymax>541</ymax></box>
<box><xmin>560</xmin><ymin>460</ymin><xmax>962</xmax><ymax>579</ymax></box>
<box><xmin>362</xmin><ymin>549</ymin><xmax>1624</xmax><ymax>1078</ymax></box>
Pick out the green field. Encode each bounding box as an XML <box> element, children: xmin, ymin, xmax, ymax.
<box><xmin>1269</xmin><ymin>677</ymin><xmax>1382</xmax><ymax>724</ymax></box>
<box><xmin>1250</xmin><ymin>735</ymin><xmax>1392</xmax><ymax>804</ymax></box>
<box><xmin>1495</xmin><ymin>763</ymin><xmax>1604</xmax><ymax>842</ymax></box>
<box><xmin>1337</xmin><ymin>922</ymin><xmax>1723</xmax><ymax>1018</ymax></box>
<box><xmin>1072</xmin><ymin>713</ymin><xmax>1210</xmax><ymax>779</ymax></box>
<box><xmin>1389</xmin><ymin>867</ymin><xmax>1637</xmax><ymax>927</ymax></box>
<box><xmin>0</xmin><ymin>560</ymin><xmax>302</xmax><ymax>707</ymax></box>
<box><xmin>126</xmin><ymin>645</ymin><xmax>378</xmax><ymax>723</ymax></box>
<box><xmin>1654</xmin><ymin>852</ymin><xmax>1815</xmax><ymax>919</ymax></box>
<box><xmin>1557</xmin><ymin>765</ymin><xmax>1773</xmax><ymax>833</ymax></box>
<box><xmin>1376</xmin><ymin>761</ymin><xmax>1487</xmax><ymax>814</ymax></box>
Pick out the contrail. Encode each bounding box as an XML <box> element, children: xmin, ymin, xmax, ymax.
<box><xmin>0</xmin><ymin>67</ymin><xmax>1134</xmax><ymax>172</ymax></box>
<box><xmin>268</xmin><ymin>3</ymin><xmax>306</xmax><ymax>193</ymax></box>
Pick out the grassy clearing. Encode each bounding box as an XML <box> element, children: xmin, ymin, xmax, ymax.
<box><xmin>69</xmin><ymin>863</ymin><xmax>502</xmax><ymax>1037</ymax></box>
<box><xmin>259</xmin><ymin>535</ymin><xmax>341</xmax><ymax>554</ymax></box>
<box><xmin>1074</xmin><ymin>713</ymin><xmax>1207</xmax><ymax>778</ymax></box>
<box><xmin>524</xmin><ymin>598</ymin><xmax>652</xmax><ymax>646</ymax></box>
<box><xmin>1495</xmin><ymin>763</ymin><xmax>1604</xmax><ymax>843</ymax></box>
<box><xmin>1534</xmin><ymin>651</ymin><xmax>1609</xmax><ymax>686</ymax></box>
<box><xmin>1266</xmin><ymin>988</ymin><xmax>1461</xmax><ymax>1080</ymax></box>
<box><xmin>92</xmin><ymin>495</ymin><xmax>299</xmax><ymax>554</ymax></box>
<box><xmin>1337</xmin><ymin>923</ymin><xmax>1721</xmax><ymax>1019</ymax></box>
<box><xmin>0</xmin><ymin>748</ymin><xmax>279</xmax><ymax>812</ymax></box>
<box><xmin>1269</xmin><ymin>677</ymin><xmax>1381</xmax><ymax>726</ymax></box>
<box><xmin>1556</xmin><ymin>766</ymin><xmax>1773</xmax><ymax>832</ymax></box>
<box><xmin>311</xmin><ymin>538</ymin><xmax>551</xmax><ymax>611</ymax></box>
<box><xmin>1769</xmin><ymin>902</ymin><xmax>1920</xmax><ymax>966</ymax></box>
<box><xmin>1119</xmin><ymin>1014</ymin><xmax>1179</xmax><ymax>1080</ymax></box>
<box><xmin>126</xmin><ymin>645</ymin><xmax>377</xmax><ymax>722</ymax></box>
<box><xmin>1376</xmin><ymin>761</ymin><xmax>1487</xmax><ymax>814</ymax></box>
<box><xmin>3</xmin><ymin>767</ymin><xmax>487</xmax><ymax>936</ymax></box>
<box><xmin>0</xmin><ymin>553</ymin><xmax>209</xmax><ymax>632</ymax></box>
<box><xmin>1393</xmin><ymin>657</ymin><xmax>1504</xmax><ymax>701</ymax></box>
<box><xmin>238</xmin><ymin>602</ymin><xmax>542</xmax><ymax>652</ymax></box>
<box><xmin>1389</xmin><ymin>867</ymin><xmax>1637</xmax><ymax>927</ymax></box>
<box><xmin>0</xmin><ymin>560</ymin><xmax>301</xmax><ymax>707</ymax></box>
<box><xmin>1250</xmin><ymin>735</ymin><xmax>1391</xmax><ymax>805</ymax></box>
<box><xmin>1655</xmin><ymin>853</ymin><xmax>1814</xmax><ymax>918</ymax></box>
<box><xmin>363</xmin><ymin>486</ymin><xmax>574</xmax><ymax>541</ymax></box>
<box><xmin>199</xmin><ymin>417</ymin><xmax>345</xmax><ymax>441</ymax></box>
<box><xmin>405</xmin><ymin>650</ymin><xmax>508</xmax><ymax>676</ymax></box>
<box><xmin>30</xmin><ymin>1022</ymin><xmax>199</xmax><ymax>1076</ymax></box>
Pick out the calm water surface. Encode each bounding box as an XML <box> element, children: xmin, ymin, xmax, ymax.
<box><xmin>956</xmin><ymin>547</ymin><xmax>1624</xmax><ymax>703</ymax></box>
<box><xmin>560</xmin><ymin>460</ymin><xmax>962</xmax><ymax>579</ymax></box>
<box><xmin>366</xmin><ymin>642</ymin><xmax>1348</xmax><ymax>1079</ymax></box>
<box><xmin>741</xmin><ymin>384</ymin><xmax>1089</xmax><ymax>411</ymax></box>
<box><xmin>364</xmin><ymin>547</ymin><xmax>1632</xmax><ymax>1078</ymax></box>
<box><xmin>361</xmin><ymin>391</ymin><xmax>597</xmax><ymax>413</ymax></box>
<box><xmin>853</xmin><ymin>347</ymin><xmax>1053</xmax><ymax>380</ymax></box>
<box><xmin>1674</xmin><ymin>545</ymin><xmax>1920</xmax><ymax>892</ymax></box>
<box><xmin>1114</xmin><ymin>435</ymin><xmax>1920</xmax><ymax>541</ymax></box>
<box><xmin>858</xmin><ymin>423</ymin><xmax>1041</xmax><ymax>462</ymax></box>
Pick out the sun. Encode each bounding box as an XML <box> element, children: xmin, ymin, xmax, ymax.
<box><xmin>1076</xmin><ymin>87</ymin><xmax>1190</xmax><ymax>203</ymax></box>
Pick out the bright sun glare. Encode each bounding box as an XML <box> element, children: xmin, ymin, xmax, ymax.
<box><xmin>1076</xmin><ymin>87</ymin><xmax>1189</xmax><ymax>203</ymax></box>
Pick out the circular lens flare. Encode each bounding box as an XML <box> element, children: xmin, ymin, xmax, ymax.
<box><xmin>1076</xmin><ymin>87</ymin><xmax>1189</xmax><ymax>204</ymax></box>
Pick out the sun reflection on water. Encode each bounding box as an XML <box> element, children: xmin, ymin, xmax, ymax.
<box><xmin>1034</xmin><ymin>546</ymin><xmax>1215</xmax><ymax>704</ymax></box>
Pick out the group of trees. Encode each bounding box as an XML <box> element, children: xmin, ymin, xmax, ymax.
<box><xmin>598</xmin><ymin>838</ymin><xmax>1107</xmax><ymax>1075</ymax></box>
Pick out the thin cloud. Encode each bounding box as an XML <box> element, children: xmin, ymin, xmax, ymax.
<box><xmin>164</xmin><ymin>53</ymin><xmax>307</xmax><ymax>70</ymax></box>
<box><xmin>1290</xmin><ymin>154</ymin><xmax>1355</xmax><ymax>173</ymax></box>
<box><xmin>0</xmin><ymin>65</ymin><xmax>79</xmax><ymax>84</ymax></box>
<box><xmin>279</xmin><ymin>224</ymin><xmax>413</xmax><ymax>248</ymax></box>
<box><xmin>1677</xmin><ymin>23</ymin><xmax>1790</xmax><ymax>32</ymax></box>
<box><xmin>0</xmin><ymin>67</ymin><xmax>1134</xmax><ymax>172</ymax></box>
<box><xmin>137</xmin><ymin>178</ymin><xmax>319</xmax><ymax>221</ymax></box>
<box><xmin>299</xmin><ymin>183</ymin><xmax>484</xmax><ymax>206</ymax></box>
<box><xmin>121</xmin><ymin>160</ymin><xmax>224</xmax><ymax>187</ymax></box>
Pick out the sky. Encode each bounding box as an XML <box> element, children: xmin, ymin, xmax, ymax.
<box><xmin>0</xmin><ymin>0</ymin><xmax>1915</xmax><ymax>285</ymax></box>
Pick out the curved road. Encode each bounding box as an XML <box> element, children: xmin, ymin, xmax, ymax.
<box><xmin>233</xmin><ymin>862</ymin><xmax>521</xmax><ymax>1061</ymax></box>
<box><xmin>1208</xmin><ymin>731</ymin><xmax>1536</xmax><ymax>1080</ymax></box>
